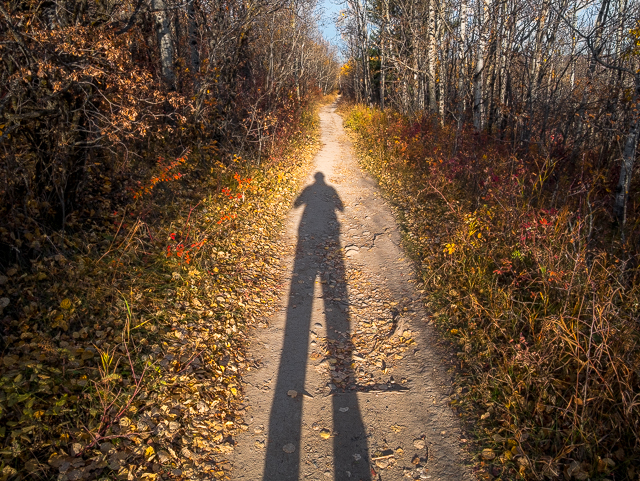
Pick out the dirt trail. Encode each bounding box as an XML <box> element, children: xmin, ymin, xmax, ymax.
<box><xmin>229</xmin><ymin>102</ymin><xmax>473</xmax><ymax>481</ymax></box>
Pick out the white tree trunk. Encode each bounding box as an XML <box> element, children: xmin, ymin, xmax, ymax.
<box><xmin>458</xmin><ymin>0</ymin><xmax>467</xmax><ymax>129</ymax></box>
<box><xmin>570</xmin><ymin>4</ymin><xmax>577</xmax><ymax>89</ymax></box>
<box><xmin>427</xmin><ymin>0</ymin><xmax>437</xmax><ymax>113</ymax></box>
<box><xmin>473</xmin><ymin>0</ymin><xmax>486</xmax><ymax>131</ymax></box>
<box><xmin>437</xmin><ymin>10</ymin><xmax>445</xmax><ymax>124</ymax></box>
<box><xmin>614</xmin><ymin>73</ymin><xmax>640</xmax><ymax>225</ymax></box>
<box><xmin>497</xmin><ymin>2</ymin><xmax>512</xmax><ymax>130</ymax></box>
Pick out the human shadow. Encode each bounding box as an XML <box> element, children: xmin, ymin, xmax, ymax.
<box><xmin>263</xmin><ymin>172</ymin><xmax>371</xmax><ymax>481</ymax></box>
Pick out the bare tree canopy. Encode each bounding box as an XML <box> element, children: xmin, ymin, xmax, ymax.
<box><xmin>339</xmin><ymin>0</ymin><xmax>640</xmax><ymax>225</ymax></box>
<box><xmin>0</xmin><ymin>0</ymin><xmax>340</xmax><ymax>231</ymax></box>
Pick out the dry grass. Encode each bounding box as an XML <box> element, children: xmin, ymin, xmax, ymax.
<box><xmin>343</xmin><ymin>104</ymin><xmax>640</xmax><ymax>480</ymax></box>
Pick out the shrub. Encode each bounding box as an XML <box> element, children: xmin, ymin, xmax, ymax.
<box><xmin>344</xmin><ymin>103</ymin><xmax>640</xmax><ymax>480</ymax></box>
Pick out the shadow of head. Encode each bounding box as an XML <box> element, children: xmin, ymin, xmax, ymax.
<box><xmin>293</xmin><ymin>172</ymin><xmax>344</xmax><ymax>220</ymax></box>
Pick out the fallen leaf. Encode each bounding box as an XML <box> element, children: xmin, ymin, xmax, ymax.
<box><xmin>144</xmin><ymin>446</ymin><xmax>155</xmax><ymax>461</ymax></box>
<box><xmin>157</xmin><ymin>450</ymin><xmax>171</xmax><ymax>464</ymax></box>
<box><xmin>482</xmin><ymin>448</ymin><xmax>496</xmax><ymax>460</ymax></box>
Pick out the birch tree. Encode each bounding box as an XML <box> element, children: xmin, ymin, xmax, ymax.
<box><xmin>339</xmin><ymin>0</ymin><xmax>640</xmax><ymax>225</ymax></box>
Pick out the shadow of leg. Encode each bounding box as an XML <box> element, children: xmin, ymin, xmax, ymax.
<box><xmin>325</xmin><ymin>242</ymin><xmax>372</xmax><ymax>481</ymax></box>
<box><xmin>262</xmin><ymin>254</ymin><xmax>313</xmax><ymax>481</ymax></box>
<box><xmin>331</xmin><ymin>392</ymin><xmax>372</xmax><ymax>480</ymax></box>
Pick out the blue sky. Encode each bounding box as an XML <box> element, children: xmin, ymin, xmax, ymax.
<box><xmin>317</xmin><ymin>0</ymin><xmax>343</xmax><ymax>46</ymax></box>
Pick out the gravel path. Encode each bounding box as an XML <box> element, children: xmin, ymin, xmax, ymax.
<box><xmin>229</xmin><ymin>101</ymin><xmax>473</xmax><ymax>481</ymax></box>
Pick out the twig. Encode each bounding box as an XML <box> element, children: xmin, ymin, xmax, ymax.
<box><xmin>424</xmin><ymin>181</ymin><xmax>458</xmax><ymax>216</ymax></box>
<box><xmin>76</xmin><ymin>336</ymin><xmax>149</xmax><ymax>457</ymax></box>
<box><xmin>176</xmin><ymin>348</ymin><xmax>205</xmax><ymax>374</ymax></box>
<box><xmin>98</xmin><ymin>209</ymin><xmax>128</xmax><ymax>262</ymax></box>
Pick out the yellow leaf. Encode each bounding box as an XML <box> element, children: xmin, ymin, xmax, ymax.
<box><xmin>52</xmin><ymin>314</ymin><xmax>68</xmax><ymax>331</ymax></box>
<box><xmin>60</xmin><ymin>298</ymin><xmax>72</xmax><ymax>310</ymax></box>
<box><xmin>144</xmin><ymin>446</ymin><xmax>155</xmax><ymax>461</ymax></box>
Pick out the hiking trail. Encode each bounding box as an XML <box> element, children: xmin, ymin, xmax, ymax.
<box><xmin>229</xmin><ymin>101</ymin><xmax>473</xmax><ymax>481</ymax></box>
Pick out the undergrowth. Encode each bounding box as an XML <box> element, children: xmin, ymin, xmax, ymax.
<box><xmin>0</xmin><ymin>97</ymin><xmax>325</xmax><ymax>479</ymax></box>
<box><xmin>342</xmin><ymin>103</ymin><xmax>640</xmax><ymax>480</ymax></box>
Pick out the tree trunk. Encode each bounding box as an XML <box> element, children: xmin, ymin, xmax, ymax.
<box><xmin>524</xmin><ymin>0</ymin><xmax>550</xmax><ymax>142</ymax></box>
<box><xmin>437</xmin><ymin>11</ymin><xmax>445</xmax><ymax>124</ymax></box>
<box><xmin>497</xmin><ymin>1</ymin><xmax>512</xmax><ymax>131</ymax></box>
<box><xmin>152</xmin><ymin>0</ymin><xmax>175</xmax><ymax>89</ymax></box>
<box><xmin>380</xmin><ymin>32</ymin><xmax>385</xmax><ymax>110</ymax></box>
<box><xmin>186</xmin><ymin>0</ymin><xmax>200</xmax><ymax>76</ymax></box>
<box><xmin>473</xmin><ymin>0</ymin><xmax>486</xmax><ymax>131</ymax></box>
<box><xmin>427</xmin><ymin>0</ymin><xmax>437</xmax><ymax>114</ymax></box>
<box><xmin>457</xmin><ymin>0</ymin><xmax>467</xmax><ymax>130</ymax></box>
<box><xmin>380</xmin><ymin>0</ymin><xmax>390</xmax><ymax>110</ymax></box>
<box><xmin>613</xmin><ymin>73</ymin><xmax>640</xmax><ymax>225</ymax></box>
<box><xmin>570</xmin><ymin>4</ymin><xmax>577</xmax><ymax>89</ymax></box>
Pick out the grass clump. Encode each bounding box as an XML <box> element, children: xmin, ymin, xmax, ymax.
<box><xmin>343</xmin><ymin>103</ymin><xmax>640</xmax><ymax>480</ymax></box>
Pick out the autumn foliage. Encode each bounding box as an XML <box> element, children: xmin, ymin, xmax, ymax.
<box><xmin>0</xmin><ymin>0</ymin><xmax>338</xmax><ymax>476</ymax></box>
<box><xmin>344</xmin><ymin>104</ymin><xmax>640</xmax><ymax>480</ymax></box>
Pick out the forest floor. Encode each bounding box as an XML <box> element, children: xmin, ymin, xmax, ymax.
<box><xmin>228</xmin><ymin>100</ymin><xmax>473</xmax><ymax>480</ymax></box>
<box><xmin>0</xmin><ymin>101</ymin><xmax>322</xmax><ymax>479</ymax></box>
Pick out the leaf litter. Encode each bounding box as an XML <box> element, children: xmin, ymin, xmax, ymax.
<box><xmin>0</xmin><ymin>111</ymin><xmax>322</xmax><ymax>479</ymax></box>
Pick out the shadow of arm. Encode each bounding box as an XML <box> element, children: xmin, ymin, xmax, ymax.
<box><xmin>294</xmin><ymin>188</ymin><xmax>308</xmax><ymax>208</ymax></box>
